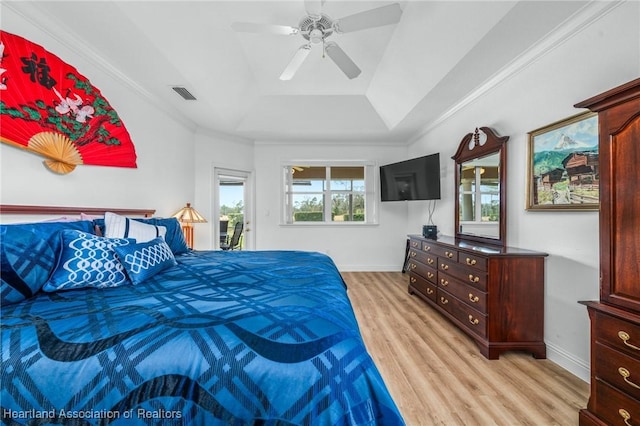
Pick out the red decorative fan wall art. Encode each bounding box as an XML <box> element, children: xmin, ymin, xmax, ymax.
<box><xmin>0</xmin><ymin>31</ymin><xmax>137</xmax><ymax>174</ymax></box>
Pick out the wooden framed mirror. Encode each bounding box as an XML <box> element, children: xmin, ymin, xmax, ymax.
<box><xmin>452</xmin><ymin>127</ymin><xmax>508</xmax><ymax>247</ymax></box>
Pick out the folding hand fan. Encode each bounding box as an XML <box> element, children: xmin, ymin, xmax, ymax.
<box><xmin>0</xmin><ymin>31</ymin><xmax>137</xmax><ymax>174</ymax></box>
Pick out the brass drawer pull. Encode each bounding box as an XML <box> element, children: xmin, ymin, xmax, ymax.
<box><xmin>410</xmin><ymin>251</ymin><xmax>417</xmax><ymax>257</ymax></box>
<box><xmin>410</xmin><ymin>277</ymin><xmax>417</xmax><ymax>284</ymax></box>
<box><xmin>468</xmin><ymin>293</ymin><xmax>479</xmax><ymax>303</ymax></box>
<box><xmin>441</xmin><ymin>263</ymin><xmax>449</xmax><ymax>271</ymax></box>
<box><xmin>619</xmin><ymin>409</ymin><xmax>632</xmax><ymax>426</ymax></box>
<box><xmin>440</xmin><ymin>297</ymin><xmax>449</xmax><ymax>305</ymax></box>
<box><xmin>468</xmin><ymin>274</ymin><xmax>480</xmax><ymax>283</ymax></box>
<box><xmin>410</xmin><ymin>263</ymin><xmax>417</xmax><ymax>270</ymax></box>
<box><xmin>423</xmin><ymin>245</ymin><xmax>431</xmax><ymax>251</ymax></box>
<box><xmin>619</xmin><ymin>331</ymin><xmax>640</xmax><ymax>351</ymax></box>
<box><xmin>619</xmin><ymin>367</ymin><xmax>640</xmax><ymax>390</ymax></box>
<box><xmin>426</xmin><ymin>288</ymin><xmax>434</xmax><ymax>295</ymax></box>
<box><xmin>440</xmin><ymin>278</ymin><xmax>449</xmax><ymax>286</ymax></box>
<box><xmin>427</xmin><ymin>258</ymin><xmax>434</xmax><ymax>265</ymax></box>
<box><xmin>411</xmin><ymin>241</ymin><xmax>418</xmax><ymax>247</ymax></box>
<box><xmin>445</xmin><ymin>251</ymin><xmax>454</xmax><ymax>258</ymax></box>
<box><xmin>466</xmin><ymin>257</ymin><xmax>477</xmax><ymax>266</ymax></box>
<box><xmin>427</xmin><ymin>272</ymin><xmax>434</xmax><ymax>279</ymax></box>
<box><xmin>468</xmin><ymin>315</ymin><xmax>479</xmax><ymax>325</ymax></box>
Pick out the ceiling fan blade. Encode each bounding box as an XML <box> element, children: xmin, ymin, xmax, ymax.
<box><xmin>280</xmin><ymin>44</ymin><xmax>312</xmax><ymax>80</ymax></box>
<box><xmin>304</xmin><ymin>0</ymin><xmax>324</xmax><ymax>19</ymax></box>
<box><xmin>334</xmin><ymin>3</ymin><xmax>403</xmax><ymax>33</ymax></box>
<box><xmin>324</xmin><ymin>42</ymin><xmax>361</xmax><ymax>79</ymax></box>
<box><xmin>231</xmin><ymin>22</ymin><xmax>298</xmax><ymax>36</ymax></box>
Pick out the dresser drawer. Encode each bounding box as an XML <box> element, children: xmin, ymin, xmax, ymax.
<box><xmin>407</xmin><ymin>234</ymin><xmax>547</xmax><ymax>359</ymax></box>
<box><xmin>595</xmin><ymin>341</ymin><xmax>640</xmax><ymax>401</ymax></box>
<box><xmin>422</xmin><ymin>241</ymin><xmax>458</xmax><ymax>262</ymax></box>
<box><xmin>594</xmin><ymin>310</ymin><xmax>640</xmax><ymax>358</ymax></box>
<box><xmin>438</xmin><ymin>273</ymin><xmax>487</xmax><ymax>313</ymax></box>
<box><xmin>409</xmin><ymin>243</ymin><xmax>437</xmax><ymax>268</ymax></box>
<box><xmin>409</xmin><ymin>273</ymin><xmax>437</xmax><ymax>303</ymax></box>
<box><xmin>409</xmin><ymin>238</ymin><xmax>422</xmax><ymax>250</ymax></box>
<box><xmin>407</xmin><ymin>261</ymin><xmax>436</xmax><ymax>283</ymax></box>
<box><xmin>592</xmin><ymin>378</ymin><xmax>640</xmax><ymax>426</ymax></box>
<box><xmin>438</xmin><ymin>289</ymin><xmax>487</xmax><ymax>338</ymax></box>
<box><xmin>459</xmin><ymin>252</ymin><xmax>488</xmax><ymax>271</ymax></box>
<box><xmin>407</xmin><ymin>248</ymin><xmax>430</xmax><ymax>266</ymax></box>
<box><xmin>438</xmin><ymin>258</ymin><xmax>487</xmax><ymax>292</ymax></box>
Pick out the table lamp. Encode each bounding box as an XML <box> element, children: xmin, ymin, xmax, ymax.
<box><xmin>172</xmin><ymin>203</ymin><xmax>207</xmax><ymax>249</ymax></box>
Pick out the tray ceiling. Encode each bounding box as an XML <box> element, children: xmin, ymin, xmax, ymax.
<box><xmin>5</xmin><ymin>1</ymin><xmax>596</xmax><ymax>143</ymax></box>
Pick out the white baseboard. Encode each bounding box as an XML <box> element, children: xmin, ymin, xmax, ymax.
<box><xmin>336</xmin><ymin>265</ymin><xmax>403</xmax><ymax>272</ymax></box>
<box><xmin>336</xmin><ymin>269</ymin><xmax>593</xmax><ymax>384</ymax></box>
<box><xmin>546</xmin><ymin>341</ymin><xmax>590</xmax><ymax>383</ymax></box>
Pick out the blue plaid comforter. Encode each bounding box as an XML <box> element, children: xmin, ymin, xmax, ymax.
<box><xmin>1</xmin><ymin>250</ymin><xmax>404</xmax><ymax>425</ymax></box>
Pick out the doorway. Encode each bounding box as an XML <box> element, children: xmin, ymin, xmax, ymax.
<box><xmin>213</xmin><ymin>168</ymin><xmax>253</xmax><ymax>250</ymax></box>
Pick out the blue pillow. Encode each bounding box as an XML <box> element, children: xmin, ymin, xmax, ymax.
<box><xmin>103</xmin><ymin>212</ymin><xmax>167</xmax><ymax>242</ymax></box>
<box><xmin>94</xmin><ymin>217</ymin><xmax>189</xmax><ymax>255</ymax></box>
<box><xmin>114</xmin><ymin>237</ymin><xmax>177</xmax><ymax>285</ymax></box>
<box><xmin>140</xmin><ymin>218</ymin><xmax>189</xmax><ymax>255</ymax></box>
<box><xmin>43</xmin><ymin>230</ymin><xmax>133</xmax><ymax>292</ymax></box>
<box><xmin>1</xmin><ymin>220</ymin><xmax>95</xmax><ymax>305</ymax></box>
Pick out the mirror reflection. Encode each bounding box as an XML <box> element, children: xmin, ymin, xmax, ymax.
<box><xmin>458</xmin><ymin>152</ymin><xmax>500</xmax><ymax>239</ymax></box>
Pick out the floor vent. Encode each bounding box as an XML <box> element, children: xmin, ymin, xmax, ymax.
<box><xmin>172</xmin><ymin>86</ymin><xmax>197</xmax><ymax>100</ymax></box>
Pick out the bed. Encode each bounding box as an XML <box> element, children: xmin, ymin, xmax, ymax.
<box><xmin>0</xmin><ymin>205</ymin><xmax>404</xmax><ymax>425</ymax></box>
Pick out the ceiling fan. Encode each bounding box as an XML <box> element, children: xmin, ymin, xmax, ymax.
<box><xmin>231</xmin><ymin>0</ymin><xmax>403</xmax><ymax>80</ymax></box>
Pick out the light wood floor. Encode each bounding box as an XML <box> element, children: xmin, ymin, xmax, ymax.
<box><xmin>343</xmin><ymin>271</ymin><xmax>590</xmax><ymax>426</ymax></box>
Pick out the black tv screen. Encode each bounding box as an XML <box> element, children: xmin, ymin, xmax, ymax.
<box><xmin>380</xmin><ymin>153</ymin><xmax>441</xmax><ymax>201</ymax></box>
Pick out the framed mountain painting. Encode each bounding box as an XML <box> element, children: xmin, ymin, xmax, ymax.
<box><xmin>526</xmin><ymin>111</ymin><xmax>599</xmax><ymax>210</ymax></box>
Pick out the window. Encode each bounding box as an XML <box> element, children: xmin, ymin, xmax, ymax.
<box><xmin>283</xmin><ymin>162</ymin><xmax>377</xmax><ymax>224</ymax></box>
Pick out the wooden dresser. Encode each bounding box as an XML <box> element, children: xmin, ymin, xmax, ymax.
<box><xmin>576</xmin><ymin>78</ymin><xmax>640</xmax><ymax>425</ymax></box>
<box><xmin>407</xmin><ymin>234</ymin><xmax>548</xmax><ymax>359</ymax></box>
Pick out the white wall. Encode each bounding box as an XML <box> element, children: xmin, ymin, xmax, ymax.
<box><xmin>193</xmin><ymin>135</ymin><xmax>412</xmax><ymax>270</ymax></box>
<box><xmin>0</xmin><ymin>7</ymin><xmax>196</xmax><ymax>218</ymax></box>
<box><xmin>406</xmin><ymin>1</ymin><xmax>640</xmax><ymax>381</ymax></box>
<box><xmin>3</xmin><ymin>0</ymin><xmax>638</xmax><ymax>385</ymax></box>
<box><xmin>252</xmin><ymin>141</ymin><xmax>409</xmax><ymax>271</ymax></box>
<box><xmin>193</xmin><ymin>130</ymin><xmax>255</xmax><ymax>250</ymax></box>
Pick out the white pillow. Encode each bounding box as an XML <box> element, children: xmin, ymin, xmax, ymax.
<box><xmin>104</xmin><ymin>212</ymin><xmax>167</xmax><ymax>243</ymax></box>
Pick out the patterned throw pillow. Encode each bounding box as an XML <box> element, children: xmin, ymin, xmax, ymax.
<box><xmin>137</xmin><ymin>217</ymin><xmax>190</xmax><ymax>255</ymax></box>
<box><xmin>43</xmin><ymin>230</ymin><xmax>133</xmax><ymax>292</ymax></box>
<box><xmin>104</xmin><ymin>212</ymin><xmax>167</xmax><ymax>242</ymax></box>
<box><xmin>94</xmin><ymin>216</ymin><xmax>189</xmax><ymax>255</ymax></box>
<box><xmin>114</xmin><ymin>237</ymin><xmax>177</xmax><ymax>285</ymax></box>
<box><xmin>0</xmin><ymin>220</ymin><xmax>95</xmax><ymax>305</ymax></box>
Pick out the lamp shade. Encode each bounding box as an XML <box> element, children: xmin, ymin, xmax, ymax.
<box><xmin>172</xmin><ymin>203</ymin><xmax>207</xmax><ymax>224</ymax></box>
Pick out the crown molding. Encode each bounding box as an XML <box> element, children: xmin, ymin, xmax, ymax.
<box><xmin>196</xmin><ymin>127</ymin><xmax>255</xmax><ymax>146</ymax></box>
<box><xmin>255</xmin><ymin>136</ymin><xmax>407</xmax><ymax>146</ymax></box>
<box><xmin>3</xmin><ymin>2</ymin><xmax>198</xmax><ymax>133</ymax></box>
<box><xmin>408</xmin><ymin>0</ymin><xmax>624</xmax><ymax>145</ymax></box>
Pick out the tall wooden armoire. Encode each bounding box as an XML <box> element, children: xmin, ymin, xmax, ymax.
<box><xmin>576</xmin><ymin>78</ymin><xmax>640</xmax><ymax>425</ymax></box>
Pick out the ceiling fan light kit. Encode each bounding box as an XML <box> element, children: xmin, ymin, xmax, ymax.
<box><xmin>232</xmin><ymin>1</ymin><xmax>402</xmax><ymax>80</ymax></box>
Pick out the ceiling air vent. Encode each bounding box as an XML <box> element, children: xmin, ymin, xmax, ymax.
<box><xmin>172</xmin><ymin>86</ymin><xmax>197</xmax><ymax>100</ymax></box>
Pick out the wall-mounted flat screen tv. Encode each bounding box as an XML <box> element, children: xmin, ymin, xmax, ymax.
<box><xmin>380</xmin><ymin>153</ymin><xmax>441</xmax><ymax>201</ymax></box>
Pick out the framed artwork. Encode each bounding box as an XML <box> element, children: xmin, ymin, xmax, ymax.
<box><xmin>526</xmin><ymin>111</ymin><xmax>599</xmax><ymax>210</ymax></box>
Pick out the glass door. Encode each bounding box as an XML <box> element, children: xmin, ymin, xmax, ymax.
<box><xmin>214</xmin><ymin>168</ymin><xmax>253</xmax><ymax>250</ymax></box>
